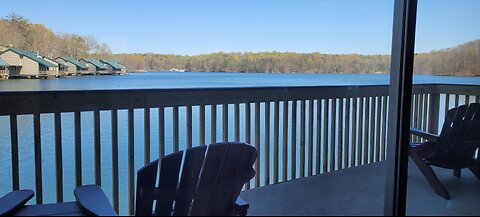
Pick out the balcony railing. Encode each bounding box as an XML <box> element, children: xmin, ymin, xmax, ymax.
<box><xmin>0</xmin><ymin>84</ymin><xmax>478</xmax><ymax>215</ymax></box>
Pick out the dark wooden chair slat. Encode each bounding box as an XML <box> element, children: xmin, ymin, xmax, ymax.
<box><xmin>189</xmin><ymin>144</ymin><xmax>229</xmax><ymax>216</ymax></box>
<box><xmin>210</xmin><ymin>143</ymin><xmax>256</xmax><ymax>216</ymax></box>
<box><xmin>135</xmin><ymin>160</ymin><xmax>160</xmax><ymax>216</ymax></box>
<box><xmin>74</xmin><ymin>185</ymin><xmax>118</xmax><ymax>216</ymax></box>
<box><xmin>0</xmin><ymin>190</ymin><xmax>34</xmax><ymax>216</ymax></box>
<box><xmin>172</xmin><ymin>146</ymin><xmax>207</xmax><ymax>216</ymax></box>
<box><xmin>204</xmin><ymin>144</ymin><xmax>249</xmax><ymax>215</ymax></box>
<box><xmin>154</xmin><ymin>151</ymin><xmax>184</xmax><ymax>216</ymax></box>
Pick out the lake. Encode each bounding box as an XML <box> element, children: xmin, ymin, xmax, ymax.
<box><xmin>1</xmin><ymin>72</ymin><xmax>480</xmax><ymax>91</ymax></box>
<box><xmin>0</xmin><ymin>72</ymin><xmax>479</xmax><ymax>214</ymax></box>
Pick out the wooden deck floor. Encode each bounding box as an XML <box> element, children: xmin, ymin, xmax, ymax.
<box><xmin>240</xmin><ymin>160</ymin><xmax>480</xmax><ymax>216</ymax></box>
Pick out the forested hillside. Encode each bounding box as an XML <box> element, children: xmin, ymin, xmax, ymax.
<box><xmin>1</xmin><ymin>14</ymin><xmax>478</xmax><ymax>76</ymax></box>
<box><xmin>0</xmin><ymin>14</ymin><xmax>113</xmax><ymax>59</ymax></box>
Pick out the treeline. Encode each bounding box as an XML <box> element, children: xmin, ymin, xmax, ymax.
<box><xmin>0</xmin><ymin>14</ymin><xmax>112</xmax><ymax>59</ymax></box>
<box><xmin>114</xmin><ymin>52</ymin><xmax>391</xmax><ymax>74</ymax></box>
<box><xmin>1</xmin><ymin>14</ymin><xmax>478</xmax><ymax>76</ymax></box>
<box><xmin>414</xmin><ymin>40</ymin><xmax>480</xmax><ymax>76</ymax></box>
<box><xmin>115</xmin><ymin>40</ymin><xmax>479</xmax><ymax>76</ymax></box>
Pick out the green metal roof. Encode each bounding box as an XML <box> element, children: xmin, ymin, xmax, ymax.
<box><xmin>0</xmin><ymin>58</ymin><xmax>8</xmax><ymax>67</ymax></box>
<box><xmin>44</xmin><ymin>57</ymin><xmax>69</xmax><ymax>68</ymax></box>
<box><xmin>59</xmin><ymin>57</ymin><xmax>88</xmax><ymax>70</ymax></box>
<box><xmin>8</xmin><ymin>48</ymin><xmax>57</xmax><ymax>68</ymax></box>
<box><xmin>101</xmin><ymin>59</ymin><xmax>125</xmax><ymax>70</ymax></box>
<box><xmin>81</xmin><ymin>58</ymin><xmax>108</xmax><ymax>70</ymax></box>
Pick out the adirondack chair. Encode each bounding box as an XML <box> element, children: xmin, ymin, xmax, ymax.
<box><xmin>410</xmin><ymin>103</ymin><xmax>480</xmax><ymax>200</ymax></box>
<box><xmin>77</xmin><ymin>142</ymin><xmax>257</xmax><ymax>216</ymax></box>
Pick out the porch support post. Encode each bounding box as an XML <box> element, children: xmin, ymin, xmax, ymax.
<box><xmin>384</xmin><ymin>0</ymin><xmax>418</xmax><ymax>215</ymax></box>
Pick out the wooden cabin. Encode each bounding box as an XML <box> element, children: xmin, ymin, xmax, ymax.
<box><xmin>55</xmin><ymin>57</ymin><xmax>89</xmax><ymax>76</ymax></box>
<box><xmin>0</xmin><ymin>48</ymin><xmax>57</xmax><ymax>78</ymax></box>
<box><xmin>0</xmin><ymin>57</ymin><xmax>8</xmax><ymax>79</ymax></box>
<box><xmin>43</xmin><ymin>56</ymin><xmax>68</xmax><ymax>77</ymax></box>
<box><xmin>79</xmin><ymin>58</ymin><xmax>108</xmax><ymax>75</ymax></box>
<box><xmin>100</xmin><ymin>59</ymin><xmax>126</xmax><ymax>75</ymax></box>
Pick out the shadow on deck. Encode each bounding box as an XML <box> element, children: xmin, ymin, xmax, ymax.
<box><xmin>240</xmin><ymin>160</ymin><xmax>480</xmax><ymax>216</ymax></box>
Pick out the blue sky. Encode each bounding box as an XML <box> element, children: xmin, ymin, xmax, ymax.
<box><xmin>0</xmin><ymin>0</ymin><xmax>479</xmax><ymax>55</ymax></box>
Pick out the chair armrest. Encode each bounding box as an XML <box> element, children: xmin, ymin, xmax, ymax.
<box><xmin>234</xmin><ymin>196</ymin><xmax>249</xmax><ymax>216</ymax></box>
<box><xmin>410</xmin><ymin>127</ymin><xmax>439</xmax><ymax>142</ymax></box>
<box><xmin>74</xmin><ymin>185</ymin><xmax>118</xmax><ymax>216</ymax></box>
<box><xmin>0</xmin><ymin>190</ymin><xmax>34</xmax><ymax>216</ymax></box>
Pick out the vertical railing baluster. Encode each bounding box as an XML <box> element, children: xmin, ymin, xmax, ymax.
<box><xmin>159</xmin><ymin>107</ymin><xmax>165</xmax><ymax>158</ymax></box>
<box><xmin>323</xmin><ymin>99</ymin><xmax>329</xmax><ymax>173</ymax></box>
<box><xmin>74</xmin><ymin>112</ymin><xmax>82</xmax><ymax>188</ymax></box>
<box><xmin>111</xmin><ymin>110</ymin><xmax>119</xmax><ymax>213</ymax></box>
<box><xmin>9</xmin><ymin>115</ymin><xmax>19</xmax><ymax>191</ymax></box>
<box><xmin>455</xmin><ymin>94</ymin><xmax>460</xmax><ymax>108</ymax></box>
<box><xmin>54</xmin><ymin>113</ymin><xmax>63</xmax><ymax>203</ymax></box>
<box><xmin>94</xmin><ymin>110</ymin><xmax>101</xmax><ymax>186</ymax></box>
<box><xmin>415</xmin><ymin>94</ymin><xmax>421</xmax><ymax>142</ymax></box>
<box><xmin>423</xmin><ymin>94</ymin><xmax>429</xmax><ymax>138</ymax></box>
<box><xmin>186</xmin><ymin>106</ymin><xmax>192</xmax><ymax>148</ymax></box>
<box><xmin>33</xmin><ymin>113</ymin><xmax>43</xmax><ymax>204</ymax></box>
<box><xmin>291</xmin><ymin>100</ymin><xmax>297</xmax><ymax>179</ymax></box>
<box><xmin>365</xmin><ymin>97</ymin><xmax>372</xmax><ymax>164</ymax></box>
<box><xmin>264</xmin><ymin>102</ymin><xmax>271</xmax><ymax>186</ymax></box>
<box><xmin>300</xmin><ymin>100</ymin><xmax>306</xmax><ymax>178</ymax></box>
<box><xmin>351</xmin><ymin>98</ymin><xmax>358</xmax><ymax>167</ymax></box>
<box><xmin>245</xmin><ymin>103</ymin><xmax>251</xmax><ymax>189</ymax></box>
<box><xmin>445</xmin><ymin>94</ymin><xmax>450</xmax><ymax>117</ymax></box>
<box><xmin>465</xmin><ymin>95</ymin><xmax>470</xmax><ymax>106</ymax></box>
<box><xmin>418</xmin><ymin>94</ymin><xmax>425</xmax><ymax>142</ymax></box>
<box><xmin>144</xmin><ymin>108</ymin><xmax>151</xmax><ymax>164</ymax></box>
<box><xmin>381</xmin><ymin>96</ymin><xmax>388</xmax><ymax>161</ymax></box>
<box><xmin>410</xmin><ymin>94</ymin><xmax>415</xmax><ymax>142</ymax></box>
<box><xmin>128</xmin><ymin>109</ymin><xmax>135</xmax><ymax>215</ymax></box>
<box><xmin>282</xmin><ymin>101</ymin><xmax>289</xmax><ymax>182</ymax></box>
<box><xmin>315</xmin><ymin>99</ymin><xmax>322</xmax><ymax>174</ymax></box>
<box><xmin>358</xmin><ymin>98</ymin><xmax>364</xmax><ymax>165</ymax></box>
<box><xmin>308</xmin><ymin>100</ymin><xmax>314</xmax><ymax>176</ymax></box>
<box><xmin>369</xmin><ymin>97</ymin><xmax>375</xmax><ymax>164</ymax></box>
<box><xmin>337</xmin><ymin>98</ymin><xmax>343</xmax><ymax>170</ymax></box>
<box><xmin>222</xmin><ymin>104</ymin><xmax>228</xmax><ymax>142</ymax></box>
<box><xmin>273</xmin><ymin>101</ymin><xmax>280</xmax><ymax>183</ymax></box>
<box><xmin>330</xmin><ymin>98</ymin><xmax>336</xmax><ymax>172</ymax></box>
<box><xmin>235</xmin><ymin>103</ymin><xmax>240</xmax><ymax>142</ymax></box>
<box><xmin>199</xmin><ymin>105</ymin><xmax>205</xmax><ymax>146</ymax></box>
<box><xmin>344</xmin><ymin>98</ymin><xmax>350</xmax><ymax>169</ymax></box>
<box><xmin>211</xmin><ymin>105</ymin><xmax>217</xmax><ymax>144</ymax></box>
<box><xmin>173</xmin><ymin>107</ymin><xmax>179</xmax><ymax>152</ymax></box>
<box><xmin>375</xmin><ymin>97</ymin><xmax>381</xmax><ymax>162</ymax></box>
<box><xmin>428</xmin><ymin>94</ymin><xmax>441</xmax><ymax>135</ymax></box>
<box><xmin>254</xmin><ymin>102</ymin><xmax>261</xmax><ymax>187</ymax></box>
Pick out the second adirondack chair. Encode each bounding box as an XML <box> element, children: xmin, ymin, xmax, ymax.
<box><xmin>410</xmin><ymin>103</ymin><xmax>480</xmax><ymax>199</ymax></box>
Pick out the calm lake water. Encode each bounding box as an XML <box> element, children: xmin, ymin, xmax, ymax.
<box><xmin>1</xmin><ymin>72</ymin><xmax>480</xmax><ymax>91</ymax></box>
<box><xmin>0</xmin><ymin>72</ymin><xmax>479</xmax><ymax>214</ymax></box>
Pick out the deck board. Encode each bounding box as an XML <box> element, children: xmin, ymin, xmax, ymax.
<box><xmin>241</xmin><ymin>160</ymin><xmax>480</xmax><ymax>216</ymax></box>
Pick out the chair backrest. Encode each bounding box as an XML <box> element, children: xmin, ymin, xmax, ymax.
<box><xmin>435</xmin><ymin>103</ymin><xmax>480</xmax><ymax>166</ymax></box>
<box><xmin>135</xmin><ymin>142</ymin><xmax>257</xmax><ymax>216</ymax></box>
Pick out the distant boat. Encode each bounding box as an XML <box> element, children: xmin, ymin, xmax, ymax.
<box><xmin>170</xmin><ymin>68</ymin><xmax>185</xmax><ymax>72</ymax></box>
